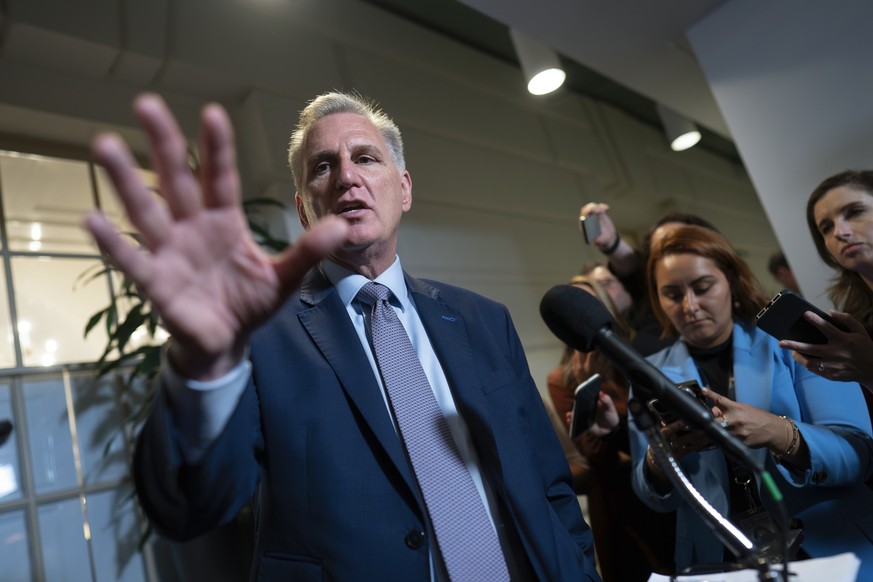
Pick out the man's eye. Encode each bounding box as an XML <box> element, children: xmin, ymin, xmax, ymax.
<box><xmin>313</xmin><ymin>162</ymin><xmax>331</xmax><ymax>174</ymax></box>
<box><xmin>357</xmin><ymin>155</ymin><xmax>375</xmax><ymax>164</ymax></box>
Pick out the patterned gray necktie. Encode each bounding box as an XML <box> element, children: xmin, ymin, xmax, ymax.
<box><xmin>357</xmin><ymin>282</ymin><xmax>510</xmax><ymax>582</ymax></box>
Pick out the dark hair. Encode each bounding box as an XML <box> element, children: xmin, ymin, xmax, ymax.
<box><xmin>767</xmin><ymin>251</ymin><xmax>788</xmax><ymax>277</ymax></box>
<box><xmin>806</xmin><ymin>170</ymin><xmax>873</xmax><ymax>327</ymax></box>
<box><xmin>642</xmin><ymin>212</ymin><xmax>719</xmax><ymax>256</ymax></box>
<box><xmin>647</xmin><ymin>225</ymin><xmax>768</xmax><ymax>337</ymax></box>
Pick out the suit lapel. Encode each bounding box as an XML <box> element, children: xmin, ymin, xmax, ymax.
<box><xmin>406</xmin><ymin>276</ymin><xmax>503</xmax><ymax>475</ymax></box>
<box><xmin>297</xmin><ymin>268</ymin><xmax>418</xmax><ymax>497</ymax></box>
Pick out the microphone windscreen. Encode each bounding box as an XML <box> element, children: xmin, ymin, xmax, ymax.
<box><xmin>539</xmin><ymin>284</ymin><xmax>614</xmax><ymax>352</ymax></box>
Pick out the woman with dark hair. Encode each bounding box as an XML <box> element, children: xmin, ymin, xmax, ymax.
<box><xmin>781</xmin><ymin>170</ymin><xmax>873</xmax><ymax>390</ymax></box>
<box><xmin>629</xmin><ymin>225</ymin><xmax>873</xmax><ymax>574</ymax></box>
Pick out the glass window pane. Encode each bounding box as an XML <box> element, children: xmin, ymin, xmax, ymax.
<box><xmin>25</xmin><ymin>373</ymin><xmax>131</xmax><ymax>495</ymax></box>
<box><xmin>70</xmin><ymin>373</ymin><xmax>128</xmax><ymax>486</ymax></box>
<box><xmin>24</xmin><ymin>376</ymin><xmax>77</xmax><ymax>494</ymax></box>
<box><xmin>0</xmin><ymin>151</ymin><xmax>95</xmax><ymax>254</ymax></box>
<box><xmin>11</xmin><ymin>256</ymin><xmax>111</xmax><ymax>367</ymax></box>
<box><xmin>0</xmin><ymin>268</ymin><xmax>16</xmax><ymax>370</ymax></box>
<box><xmin>0</xmin><ymin>382</ymin><xmax>21</xmax><ymax>501</ymax></box>
<box><xmin>38</xmin><ymin>497</ymin><xmax>91</xmax><ymax>581</ymax></box>
<box><xmin>0</xmin><ymin>509</ymin><xmax>32</xmax><ymax>580</ymax></box>
<box><xmin>88</xmin><ymin>487</ymin><xmax>146</xmax><ymax>582</ymax></box>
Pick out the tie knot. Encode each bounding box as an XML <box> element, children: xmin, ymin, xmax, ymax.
<box><xmin>357</xmin><ymin>281</ymin><xmax>391</xmax><ymax>307</ymax></box>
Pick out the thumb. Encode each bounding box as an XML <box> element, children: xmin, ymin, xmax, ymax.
<box><xmin>274</xmin><ymin>216</ymin><xmax>349</xmax><ymax>294</ymax></box>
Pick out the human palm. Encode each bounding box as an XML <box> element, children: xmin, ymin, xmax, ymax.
<box><xmin>85</xmin><ymin>94</ymin><xmax>347</xmax><ymax>379</ymax></box>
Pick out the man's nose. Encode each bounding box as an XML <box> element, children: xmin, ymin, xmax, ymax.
<box><xmin>336</xmin><ymin>158</ymin><xmax>361</xmax><ymax>189</ymax></box>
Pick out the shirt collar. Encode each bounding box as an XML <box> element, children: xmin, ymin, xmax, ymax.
<box><xmin>322</xmin><ymin>256</ymin><xmax>410</xmax><ymax>311</ymax></box>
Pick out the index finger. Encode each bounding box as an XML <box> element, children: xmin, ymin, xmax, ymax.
<box><xmin>700</xmin><ymin>387</ymin><xmax>731</xmax><ymax>412</ymax></box>
<box><xmin>778</xmin><ymin>333</ymin><xmax>826</xmax><ymax>357</ymax></box>
<box><xmin>579</xmin><ymin>202</ymin><xmax>609</xmax><ymax>217</ymax></box>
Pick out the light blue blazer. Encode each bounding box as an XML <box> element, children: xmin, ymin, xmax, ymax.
<box><xmin>630</xmin><ymin>321</ymin><xmax>873</xmax><ymax>573</ymax></box>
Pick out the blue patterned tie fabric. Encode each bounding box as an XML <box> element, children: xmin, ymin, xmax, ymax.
<box><xmin>356</xmin><ymin>282</ymin><xmax>510</xmax><ymax>582</ymax></box>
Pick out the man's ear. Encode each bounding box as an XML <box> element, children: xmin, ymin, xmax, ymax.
<box><xmin>400</xmin><ymin>170</ymin><xmax>412</xmax><ymax>212</ymax></box>
<box><xmin>295</xmin><ymin>194</ymin><xmax>311</xmax><ymax>230</ymax></box>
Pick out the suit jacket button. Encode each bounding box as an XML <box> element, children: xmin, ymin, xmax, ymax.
<box><xmin>405</xmin><ymin>530</ymin><xmax>425</xmax><ymax>549</ymax></box>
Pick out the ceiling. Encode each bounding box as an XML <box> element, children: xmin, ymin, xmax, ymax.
<box><xmin>363</xmin><ymin>0</ymin><xmax>737</xmax><ymax>161</ymax></box>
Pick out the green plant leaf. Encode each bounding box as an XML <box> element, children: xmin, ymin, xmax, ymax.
<box><xmin>84</xmin><ymin>307</ymin><xmax>110</xmax><ymax>338</ymax></box>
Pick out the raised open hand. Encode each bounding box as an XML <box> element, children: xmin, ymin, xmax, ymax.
<box><xmin>84</xmin><ymin>94</ymin><xmax>347</xmax><ymax>380</ymax></box>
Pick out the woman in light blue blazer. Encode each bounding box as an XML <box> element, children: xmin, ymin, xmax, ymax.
<box><xmin>629</xmin><ymin>225</ymin><xmax>873</xmax><ymax>576</ymax></box>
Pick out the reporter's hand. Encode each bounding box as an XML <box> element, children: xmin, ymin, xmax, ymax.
<box><xmin>84</xmin><ymin>94</ymin><xmax>348</xmax><ymax>380</ymax></box>
<box><xmin>586</xmin><ymin>391</ymin><xmax>619</xmax><ymax>437</ymax></box>
<box><xmin>579</xmin><ymin>202</ymin><xmax>617</xmax><ymax>250</ymax></box>
<box><xmin>659</xmin><ymin>419</ymin><xmax>712</xmax><ymax>458</ymax></box>
<box><xmin>702</xmin><ymin>388</ymin><xmax>784</xmax><ymax>449</ymax></box>
<box><xmin>779</xmin><ymin>310</ymin><xmax>873</xmax><ymax>387</ymax></box>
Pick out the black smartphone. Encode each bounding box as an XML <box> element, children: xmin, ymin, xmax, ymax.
<box><xmin>569</xmin><ymin>373</ymin><xmax>601</xmax><ymax>438</ymax></box>
<box><xmin>756</xmin><ymin>289</ymin><xmax>847</xmax><ymax>344</ymax></box>
<box><xmin>581</xmin><ymin>214</ymin><xmax>601</xmax><ymax>244</ymax></box>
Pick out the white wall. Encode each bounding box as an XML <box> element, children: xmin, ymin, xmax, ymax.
<box><xmin>689</xmin><ymin>0</ymin><xmax>873</xmax><ymax>307</ymax></box>
<box><xmin>0</xmin><ymin>0</ymin><xmax>777</xmax><ymax>394</ymax></box>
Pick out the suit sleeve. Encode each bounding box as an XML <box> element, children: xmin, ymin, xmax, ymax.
<box><xmin>776</xmin><ymin>350</ymin><xmax>873</xmax><ymax>487</ymax></box>
<box><xmin>133</xmin><ymin>376</ymin><xmax>264</xmax><ymax>541</ymax></box>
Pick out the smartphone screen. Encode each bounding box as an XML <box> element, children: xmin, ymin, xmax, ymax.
<box><xmin>569</xmin><ymin>373</ymin><xmax>601</xmax><ymax>438</ymax></box>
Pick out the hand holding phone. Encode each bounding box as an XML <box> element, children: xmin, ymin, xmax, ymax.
<box><xmin>756</xmin><ymin>289</ymin><xmax>847</xmax><ymax>344</ymax></box>
<box><xmin>647</xmin><ymin>380</ymin><xmax>717</xmax><ymax>451</ymax></box>
<box><xmin>569</xmin><ymin>374</ymin><xmax>601</xmax><ymax>438</ymax></box>
<box><xmin>647</xmin><ymin>380</ymin><xmax>713</xmax><ymax>426</ymax></box>
<box><xmin>581</xmin><ymin>214</ymin><xmax>602</xmax><ymax>244</ymax></box>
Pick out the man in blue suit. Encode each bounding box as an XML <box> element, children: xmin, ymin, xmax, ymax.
<box><xmin>86</xmin><ymin>91</ymin><xmax>599</xmax><ymax>581</ymax></box>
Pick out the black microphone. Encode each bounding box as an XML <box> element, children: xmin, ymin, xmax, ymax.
<box><xmin>539</xmin><ymin>284</ymin><xmax>763</xmax><ymax>473</ymax></box>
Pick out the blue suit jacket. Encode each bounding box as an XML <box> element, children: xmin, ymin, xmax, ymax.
<box><xmin>134</xmin><ymin>267</ymin><xmax>599</xmax><ymax>581</ymax></box>
<box><xmin>630</xmin><ymin>321</ymin><xmax>873</xmax><ymax>573</ymax></box>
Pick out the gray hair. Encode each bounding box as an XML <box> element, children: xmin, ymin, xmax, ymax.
<box><xmin>288</xmin><ymin>91</ymin><xmax>405</xmax><ymax>199</ymax></box>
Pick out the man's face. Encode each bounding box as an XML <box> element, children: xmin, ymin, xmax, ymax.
<box><xmin>296</xmin><ymin>113</ymin><xmax>411</xmax><ymax>264</ymax></box>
